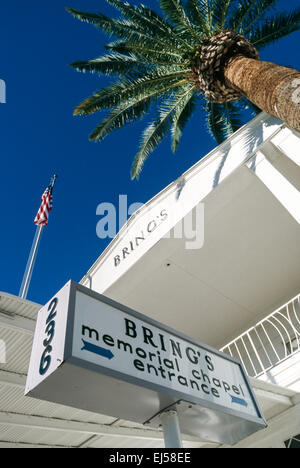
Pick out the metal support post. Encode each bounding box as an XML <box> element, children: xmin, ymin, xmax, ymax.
<box><xmin>159</xmin><ymin>410</ymin><xmax>183</xmax><ymax>448</ymax></box>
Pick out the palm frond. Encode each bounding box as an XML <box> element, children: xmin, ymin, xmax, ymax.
<box><xmin>66</xmin><ymin>8</ymin><xmax>107</xmax><ymax>25</ymax></box>
<box><xmin>204</xmin><ymin>0</ymin><xmax>212</xmax><ymax>30</ymax></box>
<box><xmin>105</xmin><ymin>41</ymin><xmax>189</xmax><ymax>65</ymax></box>
<box><xmin>70</xmin><ymin>53</ymin><xmax>142</xmax><ymax>75</ymax></box>
<box><xmin>248</xmin><ymin>8</ymin><xmax>300</xmax><ymax>49</ymax></box>
<box><xmin>89</xmin><ymin>77</ymin><xmax>189</xmax><ymax>142</ymax></box>
<box><xmin>171</xmin><ymin>88</ymin><xmax>197</xmax><ymax>152</ymax></box>
<box><xmin>224</xmin><ymin>102</ymin><xmax>245</xmax><ymax>135</ymax></box>
<box><xmin>106</xmin><ymin>0</ymin><xmax>191</xmax><ymax>50</ymax></box>
<box><xmin>206</xmin><ymin>102</ymin><xmax>226</xmax><ymax>144</ymax></box>
<box><xmin>68</xmin><ymin>0</ymin><xmax>300</xmax><ymax>178</ymax></box>
<box><xmin>242</xmin><ymin>0</ymin><xmax>281</xmax><ymax>34</ymax></box>
<box><xmin>211</xmin><ymin>0</ymin><xmax>235</xmax><ymax>30</ymax></box>
<box><xmin>159</xmin><ymin>0</ymin><xmax>200</xmax><ymax>43</ymax></box>
<box><xmin>74</xmin><ymin>69</ymin><xmax>190</xmax><ymax>116</ymax></box>
<box><xmin>132</xmin><ymin>84</ymin><xmax>195</xmax><ymax>178</ymax></box>
<box><xmin>228</xmin><ymin>0</ymin><xmax>280</xmax><ymax>32</ymax></box>
<box><xmin>206</xmin><ymin>101</ymin><xmax>243</xmax><ymax>144</ymax></box>
<box><xmin>185</xmin><ymin>0</ymin><xmax>210</xmax><ymax>36</ymax></box>
<box><xmin>89</xmin><ymin>98</ymin><xmax>151</xmax><ymax>142</ymax></box>
<box><xmin>66</xmin><ymin>7</ymin><xmax>183</xmax><ymax>54</ymax></box>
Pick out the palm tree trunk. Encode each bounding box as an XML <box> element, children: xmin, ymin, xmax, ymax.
<box><xmin>224</xmin><ymin>56</ymin><xmax>300</xmax><ymax>132</ymax></box>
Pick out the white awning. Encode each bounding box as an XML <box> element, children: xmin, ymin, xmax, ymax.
<box><xmin>0</xmin><ymin>291</ymin><xmax>300</xmax><ymax>448</ymax></box>
<box><xmin>81</xmin><ymin>113</ymin><xmax>300</xmax><ymax>349</ymax></box>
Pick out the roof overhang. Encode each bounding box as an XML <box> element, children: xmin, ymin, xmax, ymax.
<box><xmin>81</xmin><ymin>113</ymin><xmax>300</xmax><ymax>349</ymax></box>
<box><xmin>1</xmin><ymin>291</ymin><xmax>300</xmax><ymax>448</ymax></box>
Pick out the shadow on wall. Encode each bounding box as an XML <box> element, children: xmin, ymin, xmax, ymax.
<box><xmin>174</xmin><ymin>113</ymin><xmax>281</xmax><ymax>204</ymax></box>
<box><xmin>213</xmin><ymin>114</ymin><xmax>280</xmax><ymax>188</ymax></box>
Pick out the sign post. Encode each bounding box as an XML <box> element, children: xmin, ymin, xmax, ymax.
<box><xmin>26</xmin><ymin>281</ymin><xmax>267</xmax><ymax>447</ymax></box>
<box><xmin>160</xmin><ymin>410</ymin><xmax>182</xmax><ymax>448</ymax></box>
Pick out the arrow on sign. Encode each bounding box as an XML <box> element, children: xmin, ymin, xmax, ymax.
<box><xmin>230</xmin><ymin>395</ymin><xmax>248</xmax><ymax>408</ymax></box>
<box><xmin>81</xmin><ymin>340</ymin><xmax>114</xmax><ymax>360</ymax></box>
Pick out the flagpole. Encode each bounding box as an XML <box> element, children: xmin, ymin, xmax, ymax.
<box><xmin>19</xmin><ymin>174</ymin><xmax>58</xmax><ymax>300</ymax></box>
<box><xmin>19</xmin><ymin>225</ymin><xmax>44</xmax><ymax>299</ymax></box>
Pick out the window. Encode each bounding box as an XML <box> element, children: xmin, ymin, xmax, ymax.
<box><xmin>286</xmin><ymin>336</ymin><xmax>300</xmax><ymax>355</ymax></box>
<box><xmin>285</xmin><ymin>435</ymin><xmax>300</xmax><ymax>448</ymax></box>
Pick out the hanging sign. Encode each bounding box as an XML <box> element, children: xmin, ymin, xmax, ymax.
<box><xmin>26</xmin><ymin>281</ymin><xmax>266</xmax><ymax>445</ymax></box>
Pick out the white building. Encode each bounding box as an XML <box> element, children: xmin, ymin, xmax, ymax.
<box><xmin>0</xmin><ymin>112</ymin><xmax>300</xmax><ymax>448</ymax></box>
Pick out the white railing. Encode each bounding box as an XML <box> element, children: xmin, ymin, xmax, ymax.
<box><xmin>221</xmin><ymin>293</ymin><xmax>300</xmax><ymax>378</ymax></box>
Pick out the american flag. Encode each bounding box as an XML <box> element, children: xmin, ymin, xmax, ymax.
<box><xmin>34</xmin><ymin>185</ymin><xmax>53</xmax><ymax>226</ymax></box>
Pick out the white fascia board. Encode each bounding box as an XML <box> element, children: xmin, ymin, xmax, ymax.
<box><xmin>230</xmin><ymin>398</ymin><xmax>300</xmax><ymax>448</ymax></box>
<box><xmin>0</xmin><ymin>411</ymin><xmax>200</xmax><ymax>443</ymax></box>
<box><xmin>0</xmin><ymin>370</ymin><xmax>27</xmax><ymax>388</ymax></box>
<box><xmin>0</xmin><ymin>291</ymin><xmax>41</xmax><ymax>314</ymax></box>
<box><xmin>254</xmin><ymin>389</ymin><xmax>293</xmax><ymax>409</ymax></box>
<box><xmin>250</xmin><ymin>378</ymin><xmax>295</xmax><ymax>410</ymax></box>
<box><xmin>0</xmin><ymin>442</ymin><xmax>68</xmax><ymax>449</ymax></box>
<box><xmin>0</xmin><ymin>312</ymin><xmax>35</xmax><ymax>335</ymax></box>
<box><xmin>249</xmin><ymin>377</ymin><xmax>296</xmax><ymax>400</ymax></box>
<box><xmin>248</xmin><ymin>151</ymin><xmax>300</xmax><ymax>224</ymax></box>
<box><xmin>81</xmin><ymin>113</ymin><xmax>283</xmax><ymax>294</ymax></box>
<box><xmin>271</xmin><ymin>128</ymin><xmax>300</xmax><ymax>167</ymax></box>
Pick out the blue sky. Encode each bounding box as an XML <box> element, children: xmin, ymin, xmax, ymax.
<box><xmin>0</xmin><ymin>0</ymin><xmax>299</xmax><ymax>304</ymax></box>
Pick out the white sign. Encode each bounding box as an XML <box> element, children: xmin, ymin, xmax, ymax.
<box><xmin>26</xmin><ymin>281</ymin><xmax>266</xmax><ymax>446</ymax></box>
<box><xmin>74</xmin><ymin>291</ymin><xmax>257</xmax><ymax>419</ymax></box>
<box><xmin>25</xmin><ymin>282</ymin><xmax>70</xmax><ymax>393</ymax></box>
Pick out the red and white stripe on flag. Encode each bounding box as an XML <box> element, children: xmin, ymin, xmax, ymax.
<box><xmin>34</xmin><ymin>188</ymin><xmax>53</xmax><ymax>226</ymax></box>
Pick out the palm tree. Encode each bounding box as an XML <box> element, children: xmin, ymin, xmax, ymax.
<box><xmin>67</xmin><ymin>0</ymin><xmax>300</xmax><ymax>179</ymax></box>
